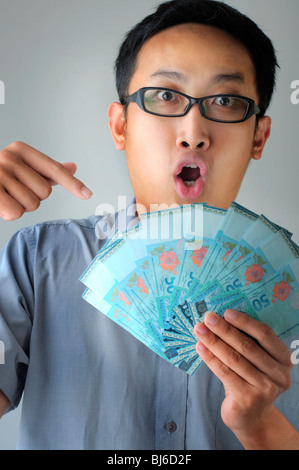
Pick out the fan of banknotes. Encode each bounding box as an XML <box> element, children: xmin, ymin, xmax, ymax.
<box><xmin>80</xmin><ymin>202</ymin><xmax>299</xmax><ymax>375</ymax></box>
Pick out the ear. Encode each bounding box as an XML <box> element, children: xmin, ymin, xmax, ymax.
<box><xmin>108</xmin><ymin>102</ymin><xmax>126</xmax><ymax>151</ymax></box>
<box><xmin>251</xmin><ymin>116</ymin><xmax>272</xmax><ymax>161</ymax></box>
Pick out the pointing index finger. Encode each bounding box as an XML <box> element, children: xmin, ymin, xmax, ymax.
<box><xmin>12</xmin><ymin>142</ymin><xmax>93</xmax><ymax>199</ymax></box>
<box><xmin>45</xmin><ymin>160</ymin><xmax>93</xmax><ymax>199</ymax></box>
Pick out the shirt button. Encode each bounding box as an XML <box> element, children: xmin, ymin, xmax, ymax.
<box><xmin>166</xmin><ymin>421</ymin><xmax>177</xmax><ymax>433</ymax></box>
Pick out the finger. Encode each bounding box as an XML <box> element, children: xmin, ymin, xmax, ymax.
<box><xmin>47</xmin><ymin>162</ymin><xmax>77</xmax><ymax>186</ymax></box>
<box><xmin>0</xmin><ymin>187</ymin><xmax>25</xmax><ymax>220</ymax></box>
<box><xmin>195</xmin><ymin>321</ymin><xmax>267</xmax><ymax>388</ymax></box>
<box><xmin>10</xmin><ymin>142</ymin><xmax>92</xmax><ymax>199</ymax></box>
<box><xmin>203</xmin><ymin>312</ymin><xmax>281</xmax><ymax>373</ymax></box>
<box><xmin>8</xmin><ymin>161</ymin><xmax>53</xmax><ymax>201</ymax></box>
<box><xmin>196</xmin><ymin>337</ymin><xmax>252</xmax><ymax>395</ymax></box>
<box><xmin>223</xmin><ymin>310</ymin><xmax>292</xmax><ymax>367</ymax></box>
<box><xmin>0</xmin><ymin>172</ymin><xmax>42</xmax><ymax>214</ymax></box>
<box><xmin>209</xmin><ymin>311</ymin><xmax>290</xmax><ymax>376</ymax></box>
<box><xmin>195</xmin><ymin>312</ymin><xmax>292</xmax><ymax>391</ymax></box>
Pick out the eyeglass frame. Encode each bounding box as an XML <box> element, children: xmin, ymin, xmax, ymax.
<box><xmin>125</xmin><ymin>87</ymin><xmax>261</xmax><ymax>124</ymax></box>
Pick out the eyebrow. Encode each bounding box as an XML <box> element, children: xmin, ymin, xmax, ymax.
<box><xmin>150</xmin><ymin>69</ymin><xmax>189</xmax><ymax>83</ymax></box>
<box><xmin>210</xmin><ymin>72</ymin><xmax>245</xmax><ymax>85</ymax></box>
<box><xmin>150</xmin><ymin>70</ymin><xmax>245</xmax><ymax>86</ymax></box>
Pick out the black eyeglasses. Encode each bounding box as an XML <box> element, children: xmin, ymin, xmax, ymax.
<box><xmin>125</xmin><ymin>87</ymin><xmax>260</xmax><ymax>123</ymax></box>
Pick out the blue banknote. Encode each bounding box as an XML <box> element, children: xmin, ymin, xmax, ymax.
<box><xmin>80</xmin><ymin>202</ymin><xmax>299</xmax><ymax>375</ymax></box>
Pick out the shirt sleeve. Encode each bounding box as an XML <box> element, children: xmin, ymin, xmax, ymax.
<box><xmin>0</xmin><ymin>229</ymin><xmax>34</xmax><ymax>410</ymax></box>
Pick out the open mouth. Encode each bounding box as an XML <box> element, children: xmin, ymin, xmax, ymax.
<box><xmin>174</xmin><ymin>161</ymin><xmax>206</xmax><ymax>200</ymax></box>
<box><xmin>177</xmin><ymin>164</ymin><xmax>201</xmax><ymax>186</ymax></box>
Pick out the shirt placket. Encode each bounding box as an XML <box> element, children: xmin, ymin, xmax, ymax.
<box><xmin>154</xmin><ymin>358</ymin><xmax>188</xmax><ymax>450</ymax></box>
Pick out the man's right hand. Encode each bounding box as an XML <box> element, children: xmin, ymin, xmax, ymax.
<box><xmin>0</xmin><ymin>141</ymin><xmax>93</xmax><ymax>221</ymax></box>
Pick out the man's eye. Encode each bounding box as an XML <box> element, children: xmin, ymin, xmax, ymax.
<box><xmin>158</xmin><ymin>90</ymin><xmax>177</xmax><ymax>102</ymax></box>
<box><xmin>214</xmin><ymin>96</ymin><xmax>233</xmax><ymax>107</ymax></box>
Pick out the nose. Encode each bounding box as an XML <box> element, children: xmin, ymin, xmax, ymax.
<box><xmin>176</xmin><ymin>104</ymin><xmax>210</xmax><ymax>151</ymax></box>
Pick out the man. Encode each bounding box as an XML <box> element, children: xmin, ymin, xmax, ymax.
<box><xmin>0</xmin><ymin>0</ymin><xmax>298</xmax><ymax>450</ymax></box>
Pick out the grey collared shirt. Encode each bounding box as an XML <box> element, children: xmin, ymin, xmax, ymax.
<box><xmin>0</xmin><ymin>206</ymin><xmax>299</xmax><ymax>450</ymax></box>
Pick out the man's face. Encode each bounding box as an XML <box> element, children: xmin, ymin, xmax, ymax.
<box><xmin>109</xmin><ymin>24</ymin><xmax>271</xmax><ymax>212</ymax></box>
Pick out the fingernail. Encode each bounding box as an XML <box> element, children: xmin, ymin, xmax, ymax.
<box><xmin>224</xmin><ymin>310</ymin><xmax>237</xmax><ymax>321</ymax></box>
<box><xmin>205</xmin><ymin>312</ymin><xmax>219</xmax><ymax>326</ymax></box>
<box><xmin>81</xmin><ymin>186</ymin><xmax>93</xmax><ymax>199</ymax></box>
<box><xmin>195</xmin><ymin>323</ymin><xmax>208</xmax><ymax>335</ymax></box>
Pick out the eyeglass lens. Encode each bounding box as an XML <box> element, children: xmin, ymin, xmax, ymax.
<box><xmin>143</xmin><ymin>89</ymin><xmax>249</xmax><ymax>121</ymax></box>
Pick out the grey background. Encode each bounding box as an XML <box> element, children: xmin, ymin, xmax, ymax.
<box><xmin>0</xmin><ymin>0</ymin><xmax>298</xmax><ymax>449</ymax></box>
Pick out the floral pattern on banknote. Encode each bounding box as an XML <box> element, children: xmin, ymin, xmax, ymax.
<box><xmin>137</xmin><ymin>277</ymin><xmax>149</xmax><ymax>294</ymax></box>
<box><xmin>158</xmin><ymin>250</ymin><xmax>179</xmax><ymax>275</ymax></box>
<box><xmin>191</xmin><ymin>246</ymin><xmax>208</xmax><ymax>267</ymax></box>
<box><xmin>245</xmin><ymin>263</ymin><xmax>265</xmax><ymax>285</ymax></box>
<box><xmin>245</xmin><ymin>254</ymin><xmax>268</xmax><ymax>285</ymax></box>
<box><xmin>150</xmin><ymin>245</ymin><xmax>180</xmax><ymax>275</ymax></box>
<box><xmin>272</xmin><ymin>271</ymin><xmax>295</xmax><ymax>304</ymax></box>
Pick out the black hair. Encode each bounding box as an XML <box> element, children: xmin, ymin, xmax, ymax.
<box><xmin>115</xmin><ymin>0</ymin><xmax>279</xmax><ymax>116</ymax></box>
